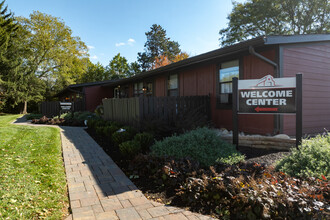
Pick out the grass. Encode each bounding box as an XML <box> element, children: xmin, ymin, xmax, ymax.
<box><xmin>0</xmin><ymin>114</ymin><xmax>69</xmax><ymax>219</ymax></box>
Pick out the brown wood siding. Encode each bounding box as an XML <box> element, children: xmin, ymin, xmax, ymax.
<box><xmin>282</xmin><ymin>43</ymin><xmax>330</xmax><ymax>135</ymax></box>
<box><xmin>239</xmin><ymin>50</ymin><xmax>276</xmax><ymax>134</ymax></box>
<box><xmin>85</xmin><ymin>86</ymin><xmax>113</xmax><ymax>112</ymax></box>
<box><xmin>154</xmin><ymin>76</ymin><xmax>167</xmax><ymax>97</ymax></box>
<box><xmin>179</xmin><ymin>64</ymin><xmax>214</xmax><ymax>96</ymax></box>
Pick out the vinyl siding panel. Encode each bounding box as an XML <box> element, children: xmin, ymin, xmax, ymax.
<box><xmin>282</xmin><ymin>43</ymin><xmax>330</xmax><ymax>135</ymax></box>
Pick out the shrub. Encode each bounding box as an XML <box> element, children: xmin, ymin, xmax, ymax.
<box><xmin>87</xmin><ymin>119</ymin><xmax>98</xmax><ymax>129</ymax></box>
<box><xmin>150</xmin><ymin>127</ymin><xmax>245</xmax><ymax>167</ymax></box>
<box><xmin>276</xmin><ymin>133</ymin><xmax>330</xmax><ymax>179</ymax></box>
<box><xmin>119</xmin><ymin>140</ymin><xmax>141</xmax><ymax>159</ymax></box>
<box><xmin>26</xmin><ymin>113</ymin><xmax>42</xmax><ymax>120</ymax></box>
<box><xmin>134</xmin><ymin>132</ymin><xmax>154</xmax><ymax>153</ymax></box>
<box><xmin>112</xmin><ymin>126</ymin><xmax>137</xmax><ymax>147</ymax></box>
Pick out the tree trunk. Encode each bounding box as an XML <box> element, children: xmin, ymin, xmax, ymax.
<box><xmin>22</xmin><ymin>101</ymin><xmax>27</xmax><ymax>114</ymax></box>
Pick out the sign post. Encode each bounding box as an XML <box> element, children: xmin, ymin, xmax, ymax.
<box><xmin>296</xmin><ymin>74</ymin><xmax>302</xmax><ymax>148</ymax></box>
<box><xmin>232</xmin><ymin>74</ymin><xmax>302</xmax><ymax>149</ymax></box>
<box><xmin>232</xmin><ymin>77</ymin><xmax>239</xmax><ymax>149</ymax></box>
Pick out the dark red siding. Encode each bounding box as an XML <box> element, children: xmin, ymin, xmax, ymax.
<box><xmin>85</xmin><ymin>86</ymin><xmax>113</xmax><ymax>112</ymax></box>
<box><xmin>238</xmin><ymin>50</ymin><xmax>276</xmax><ymax>134</ymax></box>
<box><xmin>282</xmin><ymin>43</ymin><xmax>330</xmax><ymax>135</ymax></box>
<box><xmin>177</xmin><ymin>49</ymin><xmax>276</xmax><ymax>134</ymax></box>
<box><xmin>155</xmin><ymin>76</ymin><xmax>167</xmax><ymax>97</ymax></box>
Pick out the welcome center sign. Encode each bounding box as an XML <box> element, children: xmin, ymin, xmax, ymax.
<box><xmin>238</xmin><ymin>75</ymin><xmax>296</xmax><ymax>114</ymax></box>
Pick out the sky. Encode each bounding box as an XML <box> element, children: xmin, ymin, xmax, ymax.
<box><xmin>6</xmin><ymin>0</ymin><xmax>246</xmax><ymax>66</ymax></box>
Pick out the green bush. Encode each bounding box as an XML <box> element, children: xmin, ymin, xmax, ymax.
<box><xmin>276</xmin><ymin>134</ymin><xmax>330</xmax><ymax>179</ymax></box>
<box><xmin>112</xmin><ymin>126</ymin><xmax>137</xmax><ymax>147</ymax></box>
<box><xmin>119</xmin><ymin>140</ymin><xmax>141</xmax><ymax>159</ymax></box>
<box><xmin>150</xmin><ymin>127</ymin><xmax>245</xmax><ymax>167</ymax></box>
<box><xmin>26</xmin><ymin>113</ymin><xmax>42</xmax><ymax>120</ymax></box>
<box><xmin>87</xmin><ymin>119</ymin><xmax>98</xmax><ymax>129</ymax></box>
<box><xmin>101</xmin><ymin>124</ymin><xmax>119</xmax><ymax>138</ymax></box>
<box><xmin>134</xmin><ymin>132</ymin><xmax>154</xmax><ymax>153</ymax></box>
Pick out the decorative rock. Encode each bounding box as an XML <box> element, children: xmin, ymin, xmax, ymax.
<box><xmin>273</xmin><ymin>134</ymin><xmax>291</xmax><ymax>139</ymax></box>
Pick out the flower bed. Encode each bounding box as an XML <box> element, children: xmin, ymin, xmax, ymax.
<box><xmin>85</xmin><ymin>118</ymin><xmax>330</xmax><ymax>219</ymax></box>
<box><xmin>31</xmin><ymin>111</ymin><xmax>96</xmax><ymax>126</ymax></box>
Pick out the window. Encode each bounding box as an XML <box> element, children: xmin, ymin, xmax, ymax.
<box><xmin>168</xmin><ymin>74</ymin><xmax>178</xmax><ymax>96</ymax></box>
<box><xmin>146</xmin><ymin>82</ymin><xmax>153</xmax><ymax>96</ymax></box>
<box><xmin>219</xmin><ymin>60</ymin><xmax>239</xmax><ymax>104</ymax></box>
<box><xmin>134</xmin><ymin>82</ymin><xmax>144</xmax><ymax>96</ymax></box>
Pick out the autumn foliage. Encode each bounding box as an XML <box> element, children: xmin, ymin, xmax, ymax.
<box><xmin>151</xmin><ymin>52</ymin><xmax>189</xmax><ymax>70</ymax></box>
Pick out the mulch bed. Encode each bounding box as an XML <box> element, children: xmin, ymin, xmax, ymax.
<box><xmin>85</xmin><ymin>128</ymin><xmax>329</xmax><ymax>219</ymax></box>
<box><xmin>85</xmin><ymin>128</ymin><xmax>292</xmax><ymax>203</ymax></box>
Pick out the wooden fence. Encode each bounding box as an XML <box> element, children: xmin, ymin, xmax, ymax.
<box><xmin>40</xmin><ymin>100</ymin><xmax>85</xmax><ymax>117</ymax></box>
<box><xmin>102</xmin><ymin>96</ymin><xmax>210</xmax><ymax>126</ymax></box>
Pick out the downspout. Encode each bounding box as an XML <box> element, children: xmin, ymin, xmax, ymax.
<box><xmin>249</xmin><ymin>46</ymin><xmax>281</xmax><ymax>135</ymax></box>
<box><xmin>249</xmin><ymin>46</ymin><xmax>278</xmax><ymax>75</ymax></box>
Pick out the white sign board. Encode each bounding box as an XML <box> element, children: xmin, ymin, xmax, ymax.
<box><xmin>238</xmin><ymin>75</ymin><xmax>296</xmax><ymax>113</ymax></box>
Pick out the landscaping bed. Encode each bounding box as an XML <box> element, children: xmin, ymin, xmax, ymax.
<box><xmin>85</xmin><ymin>119</ymin><xmax>330</xmax><ymax>219</ymax></box>
<box><xmin>30</xmin><ymin>111</ymin><xmax>97</xmax><ymax>126</ymax></box>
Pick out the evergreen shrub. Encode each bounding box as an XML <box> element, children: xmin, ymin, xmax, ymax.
<box><xmin>112</xmin><ymin>126</ymin><xmax>137</xmax><ymax>147</ymax></box>
<box><xmin>150</xmin><ymin>127</ymin><xmax>244</xmax><ymax>167</ymax></box>
<box><xmin>276</xmin><ymin>133</ymin><xmax>330</xmax><ymax>179</ymax></box>
<box><xmin>134</xmin><ymin>132</ymin><xmax>154</xmax><ymax>153</ymax></box>
<box><xmin>119</xmin><ymin>140</ymin><xmax>141</xmax><ymax>159</ymax></box>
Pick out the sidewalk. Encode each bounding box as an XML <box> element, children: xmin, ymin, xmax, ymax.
<box><xmin>60</xmin><ymin>126</ymin><xmax>217</xmax><ymax>220</ymax></box>
<box><xmin>13</xmin><ymin>117</ymin><xmax>216</xmax><ymax>219</ymax></box>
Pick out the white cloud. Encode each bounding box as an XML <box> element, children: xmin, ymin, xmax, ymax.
<box><xmin>87</xmin><ymin>45</ymin><xmax>95</xmax><ymax>50</ymax></box>
<box><xmin>115</xmin><ymin>38</ymin><xmax>136</xmax><ymax>47</ymax></box>
<box><xmin>115</xmin><ymin>42</ymin><xmax>126</xmax><ymax>47</ymax></box>
<box><xmin>127</xmin><ymin>38</ymin><xmax>135</xmax><ymax>45</ymax></box>
<box><xmin>90</xmin><ymin>55</ymin><xmax>98</xmax><ymax>59</ymax></box>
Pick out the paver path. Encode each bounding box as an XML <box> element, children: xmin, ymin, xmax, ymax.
<box><xmin>61</xmin><ymin>126</ymin><xmax>217</xmax><ymax>220</ymax></box>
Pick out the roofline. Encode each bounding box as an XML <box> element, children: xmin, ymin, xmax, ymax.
<box><xmin>68</xmin><ymin>80</ymin><xmax>116</xmax><ymax>88</ymax></box>
<box><xmin>102</xmin><ymin>36</ymin><xmax>267</xmax><ymax>87</ymax></box>
<box><xmin>54</xmin><ymin>79</ymin><xmax>119</xmax><ymax>98</ymax></box>
<box><xmin>101</xmin><ymin>34</ymin><xmax>330</xmax><ymax>88</ymax></box>
<box><xmin>264</xmin><ymin>34</ymin><xmax>330</xmax><ymax>45</ymax></box>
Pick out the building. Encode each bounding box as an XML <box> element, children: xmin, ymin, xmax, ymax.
<box><xmin>55</xmin><ymin>80</ymin><xmax>115</xmax><ymax>112</ymax></box>
<box><xmin>60</xmin><ymin>34</ymin><xmax>329</xmax><ymax>135</ymax></box>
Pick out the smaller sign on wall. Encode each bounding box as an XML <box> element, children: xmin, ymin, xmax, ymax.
<box><xmin>60</xmin><ymin>102</ymin><xmax>72</xmax><ymax>111</ymax></box>
<box><xmin>238</xmin><ymin>75</ymin><xmax>296</xmax><ymax>114</ymax></box>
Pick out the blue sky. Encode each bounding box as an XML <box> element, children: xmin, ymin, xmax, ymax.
<box><xmin>7</xmin><ymin>0</ymin><xmax>245</xmax><ymax>66</ymax></box>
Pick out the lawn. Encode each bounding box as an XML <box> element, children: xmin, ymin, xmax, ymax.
<box><xmin>0</xmin><ymin>115</ymin><xmax>69</xmax><ymax>219</ymax></box>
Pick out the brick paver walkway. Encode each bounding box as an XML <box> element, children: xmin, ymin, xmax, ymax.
<box><xmin>60</xmin><ymin>126</ymin><xmax>217</xmax><ymax>220</ymax></box>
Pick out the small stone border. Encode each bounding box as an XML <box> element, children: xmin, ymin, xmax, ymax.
<box><xmin>215</xmin><ymin>129</ymin><xmax>296</xmax><ymax>150</ymax></box>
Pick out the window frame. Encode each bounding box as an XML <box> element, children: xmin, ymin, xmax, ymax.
<box><xmin>216</xmin><ymin>58</ymin><xmax>243</xmax><ymax>109</ymax></box>
<box><xmin>167</xmin><ymin>73</ymin><xmax>179</xmax><ymax>97</ymax></box>
<box><xmin>133</xmin><ymin>82</ymin><xmax>144</xmax><ymax>97</ymax></box>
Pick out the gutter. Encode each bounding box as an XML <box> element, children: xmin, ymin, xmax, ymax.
<box><xmin>249</xmin><ymin>46</ymin><xmax>278</xmax><ymax>75</ymax></box>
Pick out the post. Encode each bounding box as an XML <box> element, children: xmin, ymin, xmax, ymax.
<box><xmin>296</xmin><ymin>73</ymin><xmax>302</xmax><ymax>148</ymax></box>
<box><xmin>232</xmin><ymin>77</ymin><xmax>239</xmax><ymax>149</ymax></box>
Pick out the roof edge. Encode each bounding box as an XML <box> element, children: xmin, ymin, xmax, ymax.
<box><xmin>264</xmin><ymin>34</ymin><xmax>330</xmax><ymax>45</ymax></box>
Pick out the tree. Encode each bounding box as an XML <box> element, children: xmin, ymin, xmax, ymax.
<box><xmin>106</xmin><ymin>53</ymin><xmax>130</xmax><ymax>79</ymax></box>
<box><xmin>17</xmin><ymin>11</ymin><xmax>88</xmax><ymax>83</ymax></box>
<box><xmin>219</xmin><ymin>0</ymin><xmax>330</xmax><ymax>46</ymax></box>
<box><xmin>8</xmin><ymin>11</ymin><xmax>89</xmax><ymax>113</ymax></box>
<box><xmin>152</xmin><ymin>55</ymin><xmax>171</xmax><ymax>69</ymax></box>
<box><xmin>173</xmin><ymin>52</ymin><xmax>190</xmax><ymax>63</ymax></box>
<box><xmin>0</xmin><ymin>0</ymin><xmax>22</xmax><ymax>111</ymax></box>
<box><xmin>0</xmin><ymin>0</ymin><xmax>18</xmax><ymax>56</ymax></box>
<box><xmin>137</xmin><ymin>24</ymin><xmax>182</xmax><ymax>71</ymax></box>
<box><xmin>127</xmin><ymin>61</ymin><xmax>141</xmax><ymax>77</ymax></box>
<box><xmin>78</xmin><ymin>61</ymin><xmax>107</xmax><ymax>83</ymax></box>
